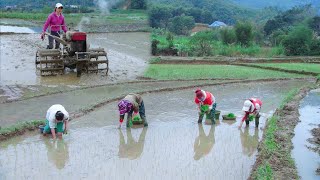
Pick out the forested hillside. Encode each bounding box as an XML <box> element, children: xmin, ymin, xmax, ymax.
<box><xmin>231</xmin><ymin>0</ymin><xmax>320</xmax><ymax>9</ymax></box>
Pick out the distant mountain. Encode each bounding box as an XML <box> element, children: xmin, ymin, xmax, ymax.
<box><xmin>231</xmin><ymin>0</ymin><xmax>320</xmax><ymax>9</ymax></box>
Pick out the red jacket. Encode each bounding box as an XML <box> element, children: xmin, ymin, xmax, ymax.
<box><xmin>242</xmin><ymin>98</ymin><xmax>262</xmax><ymax>122</ymax></box>
<box><xmin>194</xmin><ymin>91</ymin><xmax>215</xmax><ymax>106</ymax></box>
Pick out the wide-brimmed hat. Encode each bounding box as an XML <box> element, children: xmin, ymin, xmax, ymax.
<box><xmin>242</xmin><ymin>100</ymin><xmax>252</xmax><ymax>112</ymax></box>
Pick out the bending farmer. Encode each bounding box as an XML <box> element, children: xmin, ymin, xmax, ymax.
<box><xmin>118</xmin><ymin>93</ymin><xmax>148</xmax><ymax>128</ymax></box>
<box><xmin>194</xmin><ymin>88</ymin><xmax>217</xmax><ymax>124</ymax></box>
<box><xmin>43</xmin><ymin>104</ymin><xmax>69</xmax><ymax>139</ymax></box>
<box><xmin>41</xmin><ymin>3</ymin><xmax>67</xmax><ymax>49</ymax></box>
<box><xmin>238</xmin><ymin>98</ymin><xmax>262</xmax><ymax>128</ymax></box>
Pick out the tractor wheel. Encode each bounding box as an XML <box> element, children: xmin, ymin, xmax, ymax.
<box><xmin>77</xmin><ymin>69</ymin><xmax>82</xmax><ymax>77</ymax></box>
<box><xmin>76</xmin><ymin>64</ymin><xmax>82</xmax><ymax>77</ymax></box>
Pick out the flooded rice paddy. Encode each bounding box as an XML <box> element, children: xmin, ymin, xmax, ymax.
<box><xmin>0</xmin><ymin>31</ymin><xmax>150</xmax><ymax>86</ymax></box>
<box><xmin>292</xmin><ymin>89</ymin><xmax>320</xmax><ymax>180</ymax></box>
<box><xmin>0</xmin><ymin>80</ymin><xmax>311</xmax><ymax>179</ymax></box>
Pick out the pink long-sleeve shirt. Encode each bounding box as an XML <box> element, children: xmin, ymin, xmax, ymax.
<box><xmin>43</xmin><ymin>12</ymin><xmax>67</xmax><ymax>33</ymax></box>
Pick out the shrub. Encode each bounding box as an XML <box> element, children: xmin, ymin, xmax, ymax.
<box><xmin>235</xmin><ymin>21</ymin><xmax>253</xmax><ymax>47</ymax></box>
<box><xmin>282</xmin><ymin>25</ymin><xmax>313</xmax><ymax>55</ymax></box>
<box><xmin>168</xmin><ymin>15</ymin><xmax>195</xmax><ymax>35</ymax></box>
<box><xmin>309</xmin><ymin>39</ymin><xmax>320</xmax><ymax>56</ymax></box>
<box><xmin>220</xmin><ymin>28</ymin><xmax>236</xmax><ymax>45</ymax></box>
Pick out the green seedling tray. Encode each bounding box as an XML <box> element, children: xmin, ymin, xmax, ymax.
<box><xmin>200</xmin><ymin>105</ymin><xmax>209</xmax><ymax>113</ymax></box>
<box><xmin>249</xmin><ymin>114</ymin><xmax>255</xmax><ymax>121</ymax></box>
<box><xmin>222</xmin><ymin>114</ymin><xmax>236</xmax><ymax>120</ymax></box>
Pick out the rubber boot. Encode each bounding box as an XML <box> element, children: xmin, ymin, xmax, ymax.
<box><xmin>127</xmin><ymin>114</ymin><xmax>132</xmax><ymax>128</ymax></box>
<box><xmin>255</xmin><ymin>114</ymin><xmax>260</xmax><ymax>128</ymax></box>
<box><xmin>210</xmin><ymin>108</ymin><xmax>215</xmax><ymax>124</ymax></box>
<box><xmin>245</xmin><ymin>119</ymin><xmax>249</xmax><ymax>126</ymax></box>
<box><xmin>141</xmin><ymin>116</ymin><xmax>148</xmax><ymax>127</ymax></box>
<box><xmin>198</xmin><ymin>113</ymin><xmax>204</xmax><ymax>123</ymax></box>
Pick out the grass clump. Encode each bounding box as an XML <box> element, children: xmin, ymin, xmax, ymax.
<box><xmin>149</xmin><ymin>57</ymin><xmax>161</xmax><ymax>64</ymax></box>
<box><xmin>263</xmin><ymin>116</ymin><xmax>278</xmax><ymax>154</ymax></box>
<box><xmin>279</xmin><ymin>88</ymin><xmax>299</xmax><ymax>109</ymax></box>
<box><xmin>256</xmin><ymin>162</ymin><xmax>273</xmax><ymax>180</ymax></box>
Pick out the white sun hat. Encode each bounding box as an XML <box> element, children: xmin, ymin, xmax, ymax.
<box><xmin>55</xmin><ymin>3</ymin><xmax>63</xmax><ymax>8</ymax></box>
<box><xmin>242</xmin><ymin>100</ymin><xmax>252</xmax><ymax>112</ymax></box>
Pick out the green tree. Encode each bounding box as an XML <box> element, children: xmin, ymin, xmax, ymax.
<box><xmin>201</xmin><ymin>9</ymin><xmax>213</xmax><ymax>24</ymax></box>
<box><xmin>166</xmin><ymin>32</ymin><xmax>174</xmax><ymax>49</ymax></box>
<box><xmin>130</xmin><ymin>0</ymin><xmax>147</xmax><ymax>10</ymax></box>
<box><xmin>235</xmin><ymin>21</ymin><xmax>253</xmax><ymax>47</ymax></box>
<box><xmin>190</xmin><ymin>30</ymin><xmax>215</xmax><ymax>56</ymax></box>
<box><xmin>309</xmin><ymin>39</ymin><xmax>320</xmax><ymax>55</ymax></box>
<box><xmin>220</xmin><ymin>28</ymin><xmax>236</xmax><ymax>45</ymax></box>
<box><xmin>263</xmin><ymin>4</ymin><xmax>315</xmax><ymax>35</ymax></box>
<box><xmin>185</xmin><ymin>7</ymin><xmax>202</xmax><ymax>23</ymax></box>
<box><xmin>308</xmin><ymin>16</ymin><xmax>320</xmax><ymax>35</ymax></box>
<box><xmin>148</xmin><ymin>5</ymin><xmax>173</xmax><ymax>28</ymax></box>
<box><xmin>168</xmin><ymin>15</ymin><xmax>195</xmax><ymax>35</ymax></box>
<box><xmin>282</xmin><ymin>25</ymin><xmax>313</xmax><ymax>55</ymax></box>
<box><xmin>270</xmin><ymin>29</ymin><xmax>287</xmax><ymax>46</ymax></box>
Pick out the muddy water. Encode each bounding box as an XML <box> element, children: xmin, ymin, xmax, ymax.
<box><xmin>0</xmin><ymin>80</ymin><xmax>310</xmax><ymax>128</ymax></box>
<box><xmin>0</xmin><ymin>32</ymin><xmax>149</xmax><ymax>85</ymax></box>
<box><xmin>0</xmin><ymin>81</ymin><xmax>310</xmax><ymax>179</ymax></box>
<box><xmin>0</xmin><ymin>19</ymin><xmax>40</xmax><ymax>27</ymax></box>
<box><xmin>0</xmin><ymin>25</ymin><xmax>38</xmax><ymax>33</ymax></box>
<box><xmin>292</xmin><ymin>89</ymin><xmax>320</xmax><ymax>180</ymax></box>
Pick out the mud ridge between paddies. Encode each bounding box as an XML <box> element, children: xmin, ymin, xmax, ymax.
<box><xmin>0</xmin><ymin>78</ymin><xmax>315</xmax><ymax>141</ymax></box>
<box><xmin>151</xmin><ymin>56</ymin><xmax>320</xmax><ymax>64</ymax></box>
<box><xmin>249</xmin><ymin>86</ymin><xmax>316</xmax><ymax>179</ymax></box>
<box><xmin>0</xmin><ymin>79</ymin><xmax>239</xmax><ymax>104</ymax></box>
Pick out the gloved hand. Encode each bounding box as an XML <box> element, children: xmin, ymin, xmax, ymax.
<box><xmin>118</xmin><ymin>118</ymin><xmax>124</xmax><ymax>128</ymax></box>
<box><xmin>41</xmin><ymin>32</ymin><xmax>45</xmax><ymax>41</ymax></box>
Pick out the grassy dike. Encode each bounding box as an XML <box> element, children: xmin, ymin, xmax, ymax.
<box><xmin>249</xmin><ymin>86</ymin><xmax>315</xmax><ymax>179</ymax></box>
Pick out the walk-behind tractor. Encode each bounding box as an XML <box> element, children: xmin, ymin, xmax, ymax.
<box><xmin>35</xmin><ymin>31</ymin><xmax>108</xmax><ymax>77</ymax></box>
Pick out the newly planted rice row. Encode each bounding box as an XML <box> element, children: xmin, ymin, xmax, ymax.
<box><xmin>252</xmin><ymin>63</ymin><xmax>320</xmax><ymax>74</ymax></box>
<box><xmin>144</xmin><ymin>64</ymin><xmax>309</xmax><ymax>80</ymax></box>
